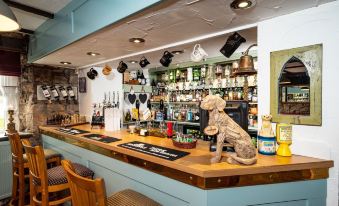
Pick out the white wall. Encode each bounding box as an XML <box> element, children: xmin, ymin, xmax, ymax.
<box><xmin>258</xmin><ymin>1</ymin><xmax>339</xmax><ymax>205</ymax></box>
<box><xmin>78</xmin><ymin>67</ymin><xmax>123</xmax><ymax>121</ymax></box>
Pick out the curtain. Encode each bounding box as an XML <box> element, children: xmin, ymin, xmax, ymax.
<box><xmin>0</xmin><ymin>75</ymin><xmax>19</xmax><ymax>131</ymax></box>
<box><xmin>0</xmin><ymin>50</ymin><xmax>21</xmax><ymax>76</ymax></box>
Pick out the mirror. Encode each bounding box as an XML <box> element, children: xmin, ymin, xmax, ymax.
<box><xmin>278</xmin><ymin>57</ymin><xmax>310</xmax><ymax>115</ymax></box>
<box><xmin>270</xmin><ymin>44</ymin><xmax>322</xmax><ymax>126</ymax></box>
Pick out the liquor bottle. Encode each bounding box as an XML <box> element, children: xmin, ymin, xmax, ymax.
<box><xmin>58</xmin><ymin>85</ymin><xmax>68</xmax><ymax>99</ymax></box>
<box><xmin>237</xmin><ymin>88</ymin><xmax>243</xmax><ymax>100</ymax></box>
<box><xmin>228</xmin><ymin>88</ymin><xmax>233</xmax><ymax>100</ymax></box>
<box><xmin>223</xmin><ymin>88</ymin><xmax>229</xmax><ymax>101</ymax></box>
<box><xmin>193</xmin><ymin>68</ymin><xmax>200</xmax><ymax>82</ymax></box>
<box><xmin>252</xmin><ymin>88</ymin><xmax>258</xmax><ymax>102</ymax></box>
<box><xmin>50</xmin><ymin>85</ymin><xmax>60</xmax><ymax>101</ymax></box>
<box><xmin>41</xmin><ymin>85</ymin><xmax>52</xmax><ymax>102</ymax></box>
<box><xmin>176</xmin><ymin>90</ymin><xmax>181</xmax><ymax>102</ymax></box>
<box><xmin>187</xmin><ymin>107</ymin><xmax>193</xmax><ymax>122</ymax></box>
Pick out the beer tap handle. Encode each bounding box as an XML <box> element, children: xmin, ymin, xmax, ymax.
<box><xmin>117</xmin><ymin>92</ymin><xmax>120</xmax><ymax>109</ymax></box>
<box><xmin>112</xmin><ymin>91</ymin><xmax>115</xmax><ymax>107</ymax></box>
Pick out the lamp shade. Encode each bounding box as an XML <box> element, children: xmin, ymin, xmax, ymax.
<box><xmin>235</xmin><ymin>44</ymin><xmax>257</xmax><ymax>76</ymax></box>
<box><xmin>0</xmin><ymin>0</ymin><xmax>20</xmax><ymax>32</ymax></box>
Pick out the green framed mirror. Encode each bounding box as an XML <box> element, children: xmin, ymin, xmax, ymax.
<box><xmin>270</xmin><ymin>44</ymin><xmax>322</xmax><ymax>125</ymax></box>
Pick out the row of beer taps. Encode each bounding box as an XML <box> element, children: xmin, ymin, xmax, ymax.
<box><xmin>103</xmin><ymin>91</ymin><xmax>120</xmax><ymax>108</ymax></box>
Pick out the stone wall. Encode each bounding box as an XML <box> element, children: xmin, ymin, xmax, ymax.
<box><xmin>19</xmin><ymin>64</ymin><xmax>79</xmax><ymax>138</ymax></box>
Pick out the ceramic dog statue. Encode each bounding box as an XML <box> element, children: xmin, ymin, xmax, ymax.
<box><xmin>201</xmin><ymin>95</ymin><xmax>257</xmax><ymax>165</ymax></box>
<box><xmin>259</xmin><ymin>115</ymin><xmax>275</xmax><ymax>137</ymax></box>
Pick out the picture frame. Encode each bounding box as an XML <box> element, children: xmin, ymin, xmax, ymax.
<box><xmin>79</xmin><ymin>77</ymin><xmax>87</xmax><ymax>93</ymax></box>
<box><xmin>270</xmin><ymin>44</ymin><xmax>322</xmax><ymax>126</ymax></box>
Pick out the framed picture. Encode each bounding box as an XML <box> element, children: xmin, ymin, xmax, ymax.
<box><xmin>270</xmin><ymin>44</ymin><xmax>322</xmax><ymax>125</ymax></box>
<box><xmin>79</xmin><ymin>77</ymin><xmax>86</xmax><ymax>93</ymax></box>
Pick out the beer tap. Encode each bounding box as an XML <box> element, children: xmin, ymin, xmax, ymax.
<box><xmin>112</xmin><ymin>91</ymin><xmax>116</xmax><ymax>108</ymax></box>
<box><xmin>117</xmin><ymin>92</ymin><xmax>120</xmax><ymax>109</ymax></box>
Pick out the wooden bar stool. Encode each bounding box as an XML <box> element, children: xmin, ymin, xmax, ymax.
<box><xmin>62</xmin><ymin>160</ymin><xmax>161</xmax><ymax>206</ymax></box>
<box><xmin>7</xmin><ymin>131</ymin><xmax>62</xmax><ymax>206</ymax></box>
<box><xmin>22</xmin><ymin>139</ymin><xmax>94</xmax><ymax>206</ymax></box>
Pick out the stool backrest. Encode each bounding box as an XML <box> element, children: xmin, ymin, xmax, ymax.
<box><xmin>22</xmin><ymin>139</ymin><xmax>49</xmax><ymax>200</ymax></box>
<box><xmin>7</xmin><ymin>131</ymin><xmax>24</xmax><ymax>166</ymax></box>
<box><xmin>62</xmin><ymin>160</ymin><xmax>107</xmax><ymax>206</ymax></box>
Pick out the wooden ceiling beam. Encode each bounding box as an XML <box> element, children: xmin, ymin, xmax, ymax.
<box><xmin>4</xmin><ymin>0</ymin><xmax>54</xmax><ymax>19</ymax></box>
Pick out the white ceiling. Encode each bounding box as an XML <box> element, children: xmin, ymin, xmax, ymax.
<box><xmin>10</xmin><ymin>0</ymin><xmax>71</xmax><ymax>31</ymax></box>
<box><xmin>33</xmin><ymin>0</ymin><xmax>335</xmax><ymax>68</ymax></box>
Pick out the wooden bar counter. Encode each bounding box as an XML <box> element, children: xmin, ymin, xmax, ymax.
<box><xmin>39</xmin><ymin>124</ymin><xmax>333</xmax><ymax>206</ymax></box>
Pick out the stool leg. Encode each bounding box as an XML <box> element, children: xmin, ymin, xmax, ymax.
<box><xmin>11</xmin><ymin>168</ymin><xmax>18</xmax><ymax>205</ymax></box>
<box><xmin>18</xmin><ymin>167</ymin><xmax>25</xmax><ymax>206</ymax></box>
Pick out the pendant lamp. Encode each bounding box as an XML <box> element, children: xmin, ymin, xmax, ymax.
<box><xmin>0</xmin><ymin>0</ymin><xmax>20</xmax><ymax>32</ymax></box>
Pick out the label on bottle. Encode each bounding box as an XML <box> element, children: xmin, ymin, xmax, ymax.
<box><xmin>258</xmin><ymin>136</ymin><xmax>276</xmax><ymax>155</ymax></box>
<box><xmin>42</xmin><ymin>89</ymin><xmax>51</xmax><ymax>97</ymax></box>
<box><xmin>278</xmin><ymin>125</ymin><xmax>292</xmax><ymax>141</ymax></box>
<box><xmin>51</xmin><ymin>89</ymin><xmax>59</xmax><ymax>97</ymax></box>
<box><xmin>69</xmin><ymin>90</ymin><xmax>75</xmax><ymax>97</ymax></box>
<box><xmin>61</xmin><ymin>90</ymin><xmax>68</xmax><ymax>97</ymax></box>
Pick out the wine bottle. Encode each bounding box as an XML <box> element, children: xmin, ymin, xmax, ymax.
<box><xmin>50</xmin><ymin>85</ymin><xmax>60</xmax><ymax>101</ymax></box>
<box><xmin>41</xmin><ymin>85</ymin><xmax>51</xmax><ymax>101</ymax></box>
<box><xmin>58</xmin><ymin>85</ymin><xmax>68</xmax><ymax>98</ymax></box>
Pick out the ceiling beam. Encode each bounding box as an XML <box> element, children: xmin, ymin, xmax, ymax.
<box><xmin>19</xmin><ymin>28</ymin><xmax>34</xmax><ymax>35</ymax></box>
<box><xmin>4</xmin><ymin>0</ymin><xmax>54</xmax><ymax>19</ymax></box>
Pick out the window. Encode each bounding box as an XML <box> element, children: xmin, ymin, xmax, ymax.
<box><xmin>0</xmin><ymin>95</ymin><xmax>5</xmax><ymax>132</ymax></box>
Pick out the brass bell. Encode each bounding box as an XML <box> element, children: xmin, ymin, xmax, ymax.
<box><xmin>235</xmin><ymin>44</ymin><xmax>257</xmax><ymax>76</ymax></box>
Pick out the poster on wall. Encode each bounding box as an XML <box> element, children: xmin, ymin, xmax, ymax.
<box><xmin>79</xmin><ymin>77</ymin><xmax>86</xmax><ymax>93</ymax></box>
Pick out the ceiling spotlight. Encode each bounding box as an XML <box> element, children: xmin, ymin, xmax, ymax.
<box><xmin>128</xmin><ymin>60</ymin><xmax>138</xmax><ymax>64</ymax></box>
<box><xmin>60</xmin><ymin>61</ymin><xmax>71</xmax><ymax>65</ymax></box>
<box><xmin>171</xmin><ymin>50</ymin><xmax>184</xmax><ymax>55</ymax></box>
<box><xmin>129</xmin><ymin>38</ymin><xmax>145</xmax><ymax>44</ymax></box>
<box><xmin>87</xmin><ymin>52</ymin><xmax>100</xmax><ymax>56</ymax></box>
<box><xmin>0</xmin><ymin>0</ymin><xmax>20</xmax><ymax>31</ymax></box>
<box><xmin>230</xmin><ymin>0</ymin><xmax>256</xmax><ymax>10</ymax></box>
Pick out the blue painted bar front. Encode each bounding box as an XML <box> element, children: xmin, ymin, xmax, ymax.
<box><xmin>42</xmin><ymin>134</ymin><xmax>328</xmax><ymax>206</ymax></box>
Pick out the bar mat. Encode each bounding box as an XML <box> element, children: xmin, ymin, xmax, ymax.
<box><xmin>56</xmin><ymin>128</ymin><xmax>89</xmax><ymax>135</ymax></box>
<box><xmin>118</xmin><ymin>141</ymin><xmax>190</xmax><ymax>161</ymax></box>
<box><xmin>82</xmin><ymin>134</ymin><xmax>121</xmax><ymax>143</ymax></box>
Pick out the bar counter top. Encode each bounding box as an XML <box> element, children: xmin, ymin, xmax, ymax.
<box><xmin>39</xmin><ymin>124</ymin><xmax>333</xmax><ymax>189</ymax></box>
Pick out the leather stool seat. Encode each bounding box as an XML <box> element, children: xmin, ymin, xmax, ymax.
<box><xmin>107</xmin><ymin>189</ymin><xmax>161</xmax><ymax>206</ymax></box>
<box><xmin>47</xmin><ymin>163</ymin><xmax>94</xmax><ymax>186</ymax></box>
<box><xmin>23</xmin><ymin>148</ymin><xmax>61</xmax><ymax>162</ymax></box>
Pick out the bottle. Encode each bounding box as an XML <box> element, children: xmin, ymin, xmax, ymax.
<box><xmin>58</xmin><ymin>86</ymin><xmax>68</xmax><ymax>99</ymax></box>
<box><xmin>224</xmin><ymin>88</ymin><xmax>229</xmax><ymax>101</ymax></box>
<box><xmin>67</xmin><ymin>86</ymin><xmax>76</xmax><ymax>100</ymax></box>
<box><xmin>50</xmin><ymin>85</ymin><xmax>60</xmax><ymax>101</ymax></box>
<box><xmin>41</xmin><ymin>85</ymin><xmax>52</xmax><ymax>103</ymax></box>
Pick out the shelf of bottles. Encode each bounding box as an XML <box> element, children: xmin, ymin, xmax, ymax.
<box><xmin>149</xmin><ymin>60</ymin><xmax>258</xmax><ymax>129</ymax></box>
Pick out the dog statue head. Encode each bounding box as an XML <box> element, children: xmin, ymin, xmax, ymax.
<box><xmin>261</xmin><ymin>114</ymin><xmax>272</xmax><ymax>121</ymax></box>
<box><xmin>200</xmin><ymin>95</ymin><xmax>226</xmax><ymax>112</ymax></box>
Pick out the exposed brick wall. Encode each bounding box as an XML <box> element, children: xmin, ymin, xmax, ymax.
<box><xmin>19</xmin><ymin>64</ymin><xmax>79</xmax><ymax>138</ymax></box>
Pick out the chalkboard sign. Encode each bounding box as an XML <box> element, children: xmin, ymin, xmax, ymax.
<box><xmin>118</xmin><ymin>141</ymin><xmax>190</xmax><ymax>161</ymax></box>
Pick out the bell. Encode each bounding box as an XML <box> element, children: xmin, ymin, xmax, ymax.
<box><xmin>235</xmin><ymin>44</ymin><xmax>257</xmax><ymax>76</ymax></box>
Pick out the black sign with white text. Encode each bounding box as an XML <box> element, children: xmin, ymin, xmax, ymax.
<box><xmin>118</xmin><ymin>141</ymin><xmax>190</xmax><ymax>161</ymax></box>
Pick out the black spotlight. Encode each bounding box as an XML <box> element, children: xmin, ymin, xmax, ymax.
<box><xmin>139</xmin><ymin>56</ymin><xmax>150</xmax><ymax>68</ymax></box>
<box><xmin>159</xmin><ymin>51</ymin><xmax>174</xmax><ymax>67</ymax></box>
<box><xmin>220</xmin><ymin>32</ymin><xmax>246</xmax><ymax>58</ymax></box>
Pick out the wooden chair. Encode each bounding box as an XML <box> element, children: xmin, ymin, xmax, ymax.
<box><xmin>62</xmin><ymin>160</ymin><xmax>161</xmax><ymax>206</ymax></box>
<box><xmin>22</xmin><ymin>139</ymin><xmax>94</xmax><ymax>206</ymax></box>
<box><xmin>7</xmin><ymin>131</ymin><xmax>61</xmax><ymax>206</ymax></box>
